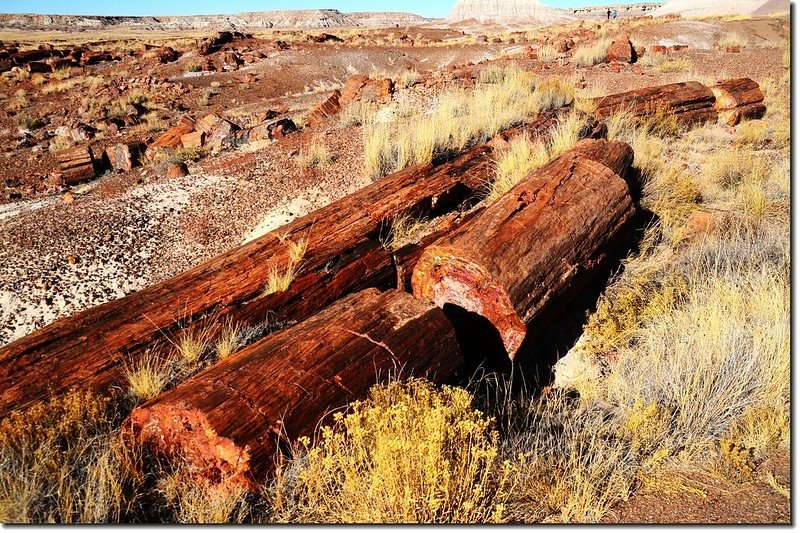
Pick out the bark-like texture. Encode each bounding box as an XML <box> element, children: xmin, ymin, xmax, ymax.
<box><xmin>0</xmin><ymin>109</ymin><xmax>577</xmax><ymax>418</ymax></box>
<box><xmin>412</xmin><ymin>139</ymin><xmax>637</xmax><ymax>357</ymax></box>
<box><xmin>128</xmin><ymin>288</ymin><xmax>464</xmax><ymax>487</ymax></box>
<box><xmin>594</xmin><ymin>81</ymin><xmax>718</xmax><ymax>127</ymax></box>
<box><xmin>710</xmin><ymin>78</ymin><xmax>766</xmax><ymax>126</ymax></box>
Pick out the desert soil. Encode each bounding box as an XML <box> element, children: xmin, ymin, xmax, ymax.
<box><xmin>0</xmin><ymin>16</ymin><xmax>789</xmax><ymax>350</ymax></box>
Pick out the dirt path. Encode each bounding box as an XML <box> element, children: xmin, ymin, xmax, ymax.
<box><xmin>603</xmin><ymin>451</ymin><xmax>790</xmax><ymax>524</ymax></box>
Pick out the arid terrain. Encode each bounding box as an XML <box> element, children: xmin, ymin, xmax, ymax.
<box><xmin>0</xmin><ymin>0</ymin><xmax>790</xmax><ymax>524</ymax></box>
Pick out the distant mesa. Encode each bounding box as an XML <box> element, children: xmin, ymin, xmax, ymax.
<box><xmin>0</xmin><ymin>9</ymin><xmax>432</xmax><ymax>31</ymax></box>
<box><xmin>652</xmin><ymin>0</ymin><xmax>788</xmax><ymax>17</ymax></box>
<box><xmin>448</xmin><ymin>0</ymin><xmax>576</xmax><ymax>24</ymax></box>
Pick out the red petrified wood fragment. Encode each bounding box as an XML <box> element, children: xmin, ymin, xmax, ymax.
<box><xmin>593</xmin><ymin>81</ymin><xmax>717</xmax><ymax>127</ymax></box>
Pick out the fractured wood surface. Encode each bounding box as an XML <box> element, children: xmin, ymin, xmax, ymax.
<box><xmin>128</xmin><ymin>288</ymin><xmax>464</xmax><ymax>487</ymax></box>
<box><xmin>709</xmin><ymin>78</ymin><xmax>766</xmax><ymax>126</ymax></box>
<box><xmin>411</xmin><ymin>139</ymin><xmax>637</xmax><ymax>358</ymax></box>
<box><xmin>0</xmin><ymin>108</ymin><xmax>580</xmax><ymax>418</ymax></box>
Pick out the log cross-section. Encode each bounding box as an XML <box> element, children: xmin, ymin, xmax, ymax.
<box><xmin>128</xmin><ymin>288</ymin><xmax>464</xmax><ymax>488</ymax></box>
<box><xmin>411</xmin><ymin>139</ymin><xmax>637</xmax><ymax>358</ymax></box>
<box><xmin>709</xmin><ymin>78</ymin><xmax>766</xmax><ymax>126</ymax></box>
<box><xmin>0</xmin><ymin>108</ymin><xmax>588</xmax><ymax>418</ymax></box>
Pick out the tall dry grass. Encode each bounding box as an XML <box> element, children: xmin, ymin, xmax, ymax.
<box><xmin>362</xmin><ymin>68</ymin><xmax>574</xmax><ymax>180</ymax></box>
<box><xmin>0</xmin><ymin>392</ymin><xmax>131</xmax><ymax>523</ymax></box>
<box><xmin>486</xmin><ymin>109</ymin><xmax>586</xmax><ymax>201</ymax></box>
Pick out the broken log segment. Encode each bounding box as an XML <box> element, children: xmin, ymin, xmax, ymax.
<box><xmin>709</xmin><ymin>78</ymin><xmax>766</xmax><ymax>126</ymax></box>
<box><xmin>128</xmin><ymin>288</ymin><xmax>464</xmax><ymax>488</ymax></box>
<box><xmin>593</xmin><ymin>81</ymin><xmax>718</xmax><ymax>127</ymax></box>
<box><xmin>56</xmin><ymin>144</ymin><xmax>96</xmax><ymax>185</ymax></box>
<box><xmin>0</xmin><ymin>108</ymin><xmax>585</xmax><ymax>418</ymax></box>
<box><xmin>411</xmin><ymin>139</ymin><xmax>637</xmax><ymax>358</ymax></box>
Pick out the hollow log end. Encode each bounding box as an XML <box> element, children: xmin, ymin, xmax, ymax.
<box><xmin>411</xmin><ymin>245</ymin><xmax>526</xmax><ymax>358</ymax></box>
<box><xmin>128</xmin><ymin>403</ymin><xmax>255</xmax><ymax>490</ymax></box>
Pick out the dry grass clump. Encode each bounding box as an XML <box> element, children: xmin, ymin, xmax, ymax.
<box><xmin>0</xmin><ymin>391</ymin><xmax>129</xmax><ymax>524</ymax></box>
<box><xmin>495</xmin><ymin>390</ymin><xmax>636</xmax><ymax>523</ymax></box>
<box><xmin>364</xmin><ymin>68</ymin><xmax>565</xmax><ymax>180</ymax></box>
<box><xmin>52</xmin><ymin>66</ymin><xmax>72</xmax><ymax>80</ymax></box>
<box><xmin>486</xmin><ymin>109</ymin><xmax>585</xmax><ymax>202</ymax></box>
<box><xmin>215</xmin><ymin>323</ymin><xmax>243</xmax><ymax>360</ymax></box>
<box><xmin>656</xmin><ymin>58</ymin><xmax>691</xmax><ymax>73</ymax></box>
<box><xmin>719</xmin><ymin>33</ymin><xmax>748</xmax><ymax>49</ymax></box>
<box><xmin>537</xmin><ymin>44</ymin><xmax>559</xmax><ymax>62</ymax></box>
<box><xmin>572</xmin><ymin>39</ymin><xmax>611</xmax><ymax>68</ymax></box>
<box><xmin>396</xmin><ymin>68</ymin><xmax>420</xmax><ymax>88</ymax></box>
<box><xmin>159</xmin><ymin>468</ymin><xmax>250</xmax><ymax>523</ymax></box>
<box><xmin>125</xmin><ymin>351</ymin><xmax>173</xmax><ymax>403</ymax></box>
<box><xmin>269</xmin><ymin>379</ymin><xmax>515</xmax><ymax>523</ymax></box>
<box><xmin>15</xmin><ymin>113</ymin><xmax>37</xmax><ymax>130</ymax></box>
<box><xmin>297</xmin><ymin>138</ymin><xmax>333</xmax><ymax>168</ymax></box>
<box><xmin>175</xmin><ymin>326</ymin><xmax>214</xmax><ymax>367</ymax></box>
<box><xmin>603</xmin><ymin>251</ymin><xmax>788</xmax><ymax>451</ymax></box>
<box><xmin>264</xmin><ymin>237</ymin><xmax>308</xmax><ymax>295</ymax></box>
<box><xmin>338</xmin><ymin>100</ymin><xmax>377</xmax><ymax>128</ymax></box>
<box><xmin>531</xmin><ymin>76</ymin><xmax>575</xmax><ymax>111</ymax></box>
<box><xmin>131</xmin><ymin>112</ymin><xmax>167</xmax><ymax>134</ymax></box>
<box><xmin>41</xmin><ymin>76</ymin><xmax>102</xmax><ymax>95</ymax></box>
<box><xmin>380</xmin><ymin>213</ymin><xmax>430</xmax><ymax>250</ymax></box>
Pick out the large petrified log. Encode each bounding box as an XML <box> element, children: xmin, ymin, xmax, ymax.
<box><xmin>56</xmin><ymin>145</ymin><xmax>96</xmax><ymax>185</ymax></box>
<box><xmin>0</xmin><ymin>108</ymin><xmax>587</xmax><ymax>418</ymax></box>
<box><xmin>709</xmin><ymin>78</ymin><xmax>766</xmax><ymax>126</ymax></box>
<box><xmin>128</xmin><ymin>288</ymin><xmax>464</xmax><ymax>487</ymax></box>
<box><xmin>593</xmin><ymin>81</ymin><xmax>717</xmax><ymax>127</ymax></box>
<box><xmin>411</xmin><ymin>139</ymin><xmax>637</xmax><ymax>358</ymax></box>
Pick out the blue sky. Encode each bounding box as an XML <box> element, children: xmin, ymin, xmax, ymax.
<box><xmin>0</xmin><ymin>0</ymin><xmax>647</xmax><ymax>19</ymax></box>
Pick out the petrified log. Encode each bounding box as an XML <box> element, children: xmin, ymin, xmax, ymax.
<box><xmin>411</xmin><ymin>139</ymin><xmax>637</xmax><ymax>357</ymax></box>
<box><xmin>128</xmin><ymin>288</ymin><xmax>463</xmax><ymax>487</ymax></box>
<box><xmin>306</xmin><ymin>90</ymin><xmax>341</xmax><ymax>125</ymax></box>
<box><xmin>105</xmin><ymin>142</ymin><xmax>144</xmax><ymax>171</ymax></box>
<box><xmin>607</xmin><ymin>38</ymin><xmax>636</xmax><ymax>63</ymax></box>
<box><xmin>56</xmin><ymin>145</ymin><xmax>96</xmax><ymax>185</ymax></box>
<box><xmin>594</xmin><ymin>81</ymin><xmax>717</xmax><ymax>127</ymax></box>
<box><xmin>146</xmin><ymin>115</ymin><xmax>195</xmax><ymax>159</ymax></box>
<box><xmin>0</xmin><ymin>108</ymin><xmax>587</xmax><ymax>418</ymax></box>
<box><xmin>25</xmin><ymin>61</ymin><xmax>52</xmax><ymax>73</ymax></box>
<box><xmin>180</xmin><ymin>130</ymin><xmax>205</xmax><ymax>149</ymax></box>
<box><xmin>709</xmin><ymin>78</ymin><xmax>766</xmax><ymax>126</ymax></box>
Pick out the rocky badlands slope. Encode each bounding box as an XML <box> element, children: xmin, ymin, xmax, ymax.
<box><xmin>653</xmin><ymin>0</ymin><xmax>788</xmax><ymax>17</ymax></box>
<box><xmin>0</xmin><ymin>9</ymin><xmax>431</xmax><ymax>31</ymax></box>
<box><xmin>448</xmin><ymin>0</ymin><xmax>576</xmax><ymax>24</ymax></box>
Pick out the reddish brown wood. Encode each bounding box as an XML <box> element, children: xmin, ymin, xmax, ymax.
<box><xmin>145</xmin><ymin>115</ymin><xmax>195</xmax><ymax>159</ymax></box>
<box><xmin>721</xmin><ymin>102</ymin><xmax>767</xmax><ymax>126</ymax></box>
<box><xmin>594</xmin><ymin>81</ymin><xmax>718</xmax><ymax>127</ymax></box>
<box><xmin>306</xmin><ymin>90</ymin><xmax>341</xmax><ymax>125</ymax></box>
<box><xmin>710</xmin><ymin>78</ymin><xmax>764</xmax><ymax>108</ymax></box>
<box><xmin>128</xmin><ymin>288</ymin><xmax>464</xmax><ymax>487</ymax></box>
<box><xmin>56</xmin><ymin>145</ymin><xmax>95</xmax><ymax>185</ymax></box>
<box><xmin>709</xmin><ymin>78</ymin><xmax>766</xmax><ymax>126</ymax></box>
<box><xmin>411</xmin><ymin>139</ymin><xmax>637</xmax><ymax>358</ymax></box>
<box><xmin>0</xmin><ymin>109</ymin><xmax>576</xmax><ymax>418</ymax></box>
